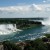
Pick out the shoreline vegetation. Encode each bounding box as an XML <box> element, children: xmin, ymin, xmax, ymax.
<box><xmin>16</xmin><ymin>20</ymin><xmax>42</xmax><ymax>29</ymax></box>
<box><xmin>0</xmin><ymin>18</ymin><xmax>42</xmax><ymax>29</ymax></box>
<box><xmin>0</xmin><ymin>34</ymin><xmax>50</xmax><ymax>50</ymax></box>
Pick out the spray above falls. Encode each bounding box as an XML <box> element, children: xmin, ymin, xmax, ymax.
<box><xmin>41</xmin><ymin>17</ymin><xmax>50</xmax><ymax>26</ymax></box>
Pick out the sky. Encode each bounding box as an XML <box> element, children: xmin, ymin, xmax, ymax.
<box><xmin>0</xmin><ymin>0</ymin><xmax>50</xmax><ymax>18</ymax></box>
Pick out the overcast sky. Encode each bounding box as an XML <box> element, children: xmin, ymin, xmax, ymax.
<box><xmin>0</xmin><ymin>0</ymin><xmax>50</xmax><ymax>18</ymax></box>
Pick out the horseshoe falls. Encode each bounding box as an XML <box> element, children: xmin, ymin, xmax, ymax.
<box><xmin>41</xmin><ymin>17</ymin><xmax>50</xmax><ymax>26</ymax></box>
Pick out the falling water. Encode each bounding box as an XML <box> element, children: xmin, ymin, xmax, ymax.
<box><xmin>0</xmin><ymin>24</ymin><xmax>21</xmax><ymax>35</ymax></box>
<box><xmin>0</xmin><ymin>24</ymin><xmax>22</xmax><ymax>41</ymax></box>
<box><xmin>41</xmin><ymin>17</ymin><xmax>50</xmax><ymax>26</ymax></box>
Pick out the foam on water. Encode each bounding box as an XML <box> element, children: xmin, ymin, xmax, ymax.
<box><xmin>0</xmin><ymin>24</ymin><xmax>21</xmax><ymax>35</ymax></box>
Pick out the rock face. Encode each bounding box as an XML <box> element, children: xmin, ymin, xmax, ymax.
<box><xmin>0</xmin><ymin>45</ymin><xmax>3</xmax><ymax>50</ymax></box>
<box><xmin>16</xmin><ymin>20</ymin><xmax>42</xmax><ymax>29</ymax></box>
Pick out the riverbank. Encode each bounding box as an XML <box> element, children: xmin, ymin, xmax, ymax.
<box><xmin>16</xmin><ymin>20</ymin><xmax>42</xmax><ymax>29</ymax></box>
<box><xmin>0</xmin><ymin>34</ymin><xmax>50</xmax><ymax>50</ymax></box>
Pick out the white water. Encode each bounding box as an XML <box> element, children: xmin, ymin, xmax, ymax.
<box><xmin>0</xmin><ymin>24</ymin><xmax>21</xmax><ymax>35</ymax></box>
<box><xmin>42</xmin><ymin>21</ymin><xmax>50</xmax><ymax>26</ymax></box>
<box><xmin>32</xmin><ymin>17</ymin><xmax>50</xmax><ymax>26</ymax></box>
<box><xmin>41</xmin><ymin>18</ymin><xmax>50</xmax><ymax>26</ymax></box>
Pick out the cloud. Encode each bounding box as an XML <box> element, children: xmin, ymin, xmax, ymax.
<box><xmin>0</xmin><ymin>6</ymin><xmax>30</xmax><ymax>12</ymax></box>
<box><xmin>46</xmin><ymin>7</ymin><xmax>50</xmax><ymax>11</ymax></box>
<box><xmin>43</xmin><ymin>0</ymin><xmax>46</xmax><ymax>3</ymax></box>
<box><xmin>44</xmin><ymin>0</ymin><xmax>50</xmax><ymax>2</ymax></box>
<box><xmin>0</xmin><ymin>4</ymin><xmax>50</xmax><ymax>18</ymax></box>
<box><xmin>47</xmin><ymin>0</ymin><xmax>50</xmax><ymax>1</ymax></box>
<box><xmin>32</xmin><ymin>4</ymin><xmax>42</xmax><ymax>11</ymax></box>
<box><xmin>0</xmin><ymin>4</ymin><xmax>43</xmax><ymax>12</ymax></box>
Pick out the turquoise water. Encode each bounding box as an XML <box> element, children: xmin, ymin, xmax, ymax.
<box><xmin>1</xmin><ymin>25</ymin><xmax>50</xmax><ymax>42</ymax></box>
<box><xmin>0</xmin><ymin>25</ymin><xmax>50</xmax><ymax>42</ymax></box>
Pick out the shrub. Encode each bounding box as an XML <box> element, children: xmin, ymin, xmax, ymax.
<box><xmin>3</xmin><ymin>41</ymin><xmax>22</xmax><ymax>50</ymax></box>
<box><xmin>45</xmin><ymin>34</ymin><xmax>50</xmax><ymax>38</ymax></box>
<box><xmin>42</xmin><ymin>37</ymin><xmax>48</xmax><ymax>42</ymax></box>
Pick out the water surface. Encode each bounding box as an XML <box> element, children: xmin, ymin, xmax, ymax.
<box><xmin>5</xmin><ymin>25</ymin><xmax>50</xmax><ymax>42</ymax></box>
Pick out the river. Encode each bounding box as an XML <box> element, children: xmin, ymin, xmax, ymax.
<box><xmin>0</xmin><ymin>18</ymin><xmax>50</xmax><ymax>42</ymax></box>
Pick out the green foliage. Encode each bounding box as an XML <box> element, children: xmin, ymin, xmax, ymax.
<box><xmin>3</xmin><ymin>41</ymin><xmax>22</xmax><ymax>50</ymax></box>
<box><xmin>24</xmin><ymin>43</ymin><xmax>34</xmax><ymax>50</ymax></box>
<box><xmin>24</xmin><ymin>38</ymin><xmax>48</xmax><ymax>50</ymax></box>
<box><xmin>46</xmin><ymin>43</ymin><xmax>50</xmax><ymax>50</ymax></box>
<box><xmin>35</xmin><ymin>42</ymin><xmax>47</xmax><ymax>50</ymax></box>
<box><xmin>45</xmin><ymin>34</ymin><xmax>50</xmax><ymax>38</ymax></box>
<box><xmin>3</xmin><ymin>34</ymin><xmax>50</xmax><ymax>50</ymax></box>
<box><xmin>42</xmin><ymin>37</ymin><xmax>48</xmax><ymax>42</ymax></box>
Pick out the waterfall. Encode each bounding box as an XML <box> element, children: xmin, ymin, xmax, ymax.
<box><xmin>41</xmin><ymin>17</ymin><xmax>50</xmax><ymax>26</ymax></box>
<box><xmin>0</xmin><ymin>24</ymin><xmax>21</xmax><ymax>35</ymax></box>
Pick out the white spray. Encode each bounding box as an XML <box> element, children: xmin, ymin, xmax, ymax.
<box><xmin>41</xmin><ymin>17</ymin><xmax>50</xmax><ymax>26</ymax></box>
<box><xmin>0</xmin><ymin>24</ymin><xmax>21</xmax><ymax>35</ymax></box>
